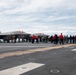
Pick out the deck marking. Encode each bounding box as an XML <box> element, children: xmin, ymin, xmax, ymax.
<box><xmin>0</xmin><ymin>57</ymin><xmax>4</xmax><ymax>59</ymax></box>
<box><xmin>0</xmin><ymin>46</ymin><xmax>50</xmax><ymax>48</ymax></box>
<box><xmin>71</xmin><ymin>49</ymin><xmax>76</xmax><ymax>51</ymax></box>
<box><xmin>0</xmin><ymin>44</ymin><xmax>75</xmax><ymax>58</ymax></box>
<box><xmin>0</xmin><ymin>62</ymin><xmax>44</xmax><ymax>75</ymax></box>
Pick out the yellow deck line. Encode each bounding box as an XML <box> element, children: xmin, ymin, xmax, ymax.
<box><xmin>0</xmin><ymin>44</ymin><xmax>76</xmax><ymax>58</ymax></box>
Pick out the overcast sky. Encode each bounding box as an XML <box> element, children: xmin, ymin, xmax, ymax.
<box><xmin>0</xmin><ymin>0</ymin><xmax>76</xmax><ymax>35</ymax></box>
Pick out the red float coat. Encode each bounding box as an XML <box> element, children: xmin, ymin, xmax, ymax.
<box><xmin>59</xmin><ymin>34</ymin><xmax>64</xmax><ymax>39</ymax></box>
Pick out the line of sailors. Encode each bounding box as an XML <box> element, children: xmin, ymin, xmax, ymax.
<box><xmin>0</xmin><ymin>33</ymin><xmax>76</xmax><ymax>44</ymax></box>
<box><xmin>31</xmin><ymin>33</ymin><xmax>76</xmax><ymax>44</ymax></box>
<box><xmin>31</xmin><ymin>35</ymin><xmax>49</xmax><ymax>43</ymax></box>
<box><xmin>50</xmin><ymin>33</ymin><xmax>76</xmax><ymax>44</ymax></box>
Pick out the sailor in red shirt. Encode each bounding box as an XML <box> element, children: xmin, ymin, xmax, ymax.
<box><xmin>59</xmin><ymin>33</ymin><xmax>64</xmax><ymax>44</ymax></box>
<box><xmin>31</xmin><ymin>35</ymin><xmax>35</xmax><ymax>43</ymax></box>
<box><xmin>35</xmin><ymin>36</ymin><xmax>39</xmax><ymax>43</ymax></box>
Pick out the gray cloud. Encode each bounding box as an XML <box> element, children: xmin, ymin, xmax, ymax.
<box><xmin>0</xmin><ymin>0</ymin><xmax>76</xmax><ymax>35</ymax></box>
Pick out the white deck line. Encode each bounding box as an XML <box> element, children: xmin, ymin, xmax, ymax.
<box><xmin>0</xmin><ymin>46</ymin><xmax>50</xmax><ymax>48</ymax></box>
<box><xmin>71</xmin><ymin>49</ymin><xmax>76</xmax><ymax>51</ymax></box>
<box><xmin>0</xmin><ymin>62</ymin><xmax>44</xmax><ymax>75</ymax></box>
